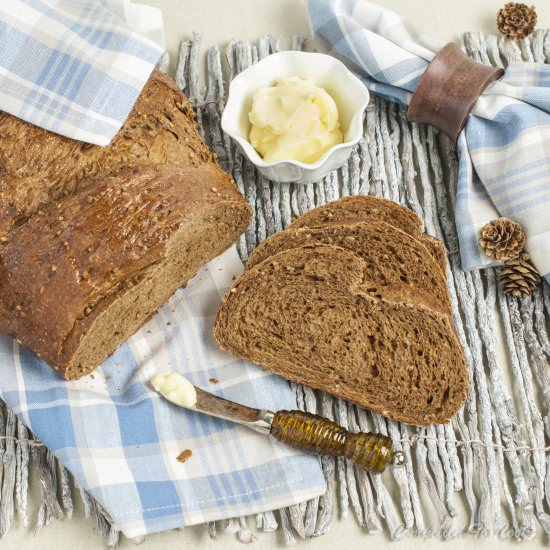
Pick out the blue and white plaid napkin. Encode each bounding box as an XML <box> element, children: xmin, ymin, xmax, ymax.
<box><xmin>0</xmin><ymin>0</ymin><xmax>164</xmax><ymax>146</ymax></box>
<box><xmin>0</xmin><ymin>247</ymin><xmax>326</xmax><ymax>538</ymax></box>
<box><xmin>309</xmin><ymin>0</ymin><xmax>550</xmax><ymax>281</ymax></box>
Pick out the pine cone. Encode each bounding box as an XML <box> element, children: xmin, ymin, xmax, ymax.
<box><xmin>478</xmin><ymin>217</ymin><xmax>526</xmax><ymax>261</ymax></box>
<box><xmin>499</xmin><ymin>252</ymin><xmax>540</xmax><ymax>298</ymax></box>
<box><xmin>497</xmin><ymin>2</ymin><xmax>537</xmax><ymax>40</ymax></box>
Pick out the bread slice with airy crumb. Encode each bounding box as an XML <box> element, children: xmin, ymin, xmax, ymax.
<box><xmin>290</xmin><ymin>196</ymin><xmax>446</xmax><ymax>272</ymax></box>
<box><xmin>246</xmin><ymin>221</ymin><xmax>451</xmax><ymax>316</ymax></box>
<box><xmin>214</xmin><ymin>244</ymin><xmax>468</xmax><ymax>426</ymax></box>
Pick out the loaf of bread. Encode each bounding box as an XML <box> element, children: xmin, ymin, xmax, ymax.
<box><xmin>0</xmin><ymin>70</ymin><xmax>216</xmax><ymax>238</ymax></box>
<box><xmin>214</xmin><ymin>245</ymin><xmax>467</xmax><ymax>426</ymax></box>
<box><xmin>0</xmin><ymin>164</ymin><xmax>251</xmax><ymax>379</ymax></box>
<box><xmin>0</xmin><ymin>71</ymin><xmax>252</xmax><ymax>379</ymax></box>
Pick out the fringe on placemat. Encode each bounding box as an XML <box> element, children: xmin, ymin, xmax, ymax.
<box><xmin>0</xmin><ymin>30</ymin><xmax>549</xmax><ymax>546</ymax></box>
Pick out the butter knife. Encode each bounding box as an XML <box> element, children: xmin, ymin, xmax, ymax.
<box><xmin>151</xmin><ymin>372</ymin><xmax>404</xmax><ymax>473</ymax></box>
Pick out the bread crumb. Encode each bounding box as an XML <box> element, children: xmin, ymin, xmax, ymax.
<box><xmin>166</xmin><ymin>321</ymin><xmax>171</xmax><ymax>326</ymax></box>
<box><xmin>209</xmin><ymin>377</ymin><xmax>219</xmax><ymax>384</ymax></box>
<box><xmin>211</xmin><ymin>187</ymin><xmax>218</xmax><ymax>192</ymax></box>
<box><xmin>105</xmin><ymin>376</ymin><xmax>112</xmax><ymax>381</ymax></box>
<box><xmin>90</xmin><ymin>374</ymin><xmax>95</xmax><ymax>380</ymax></box>
<box><xmin>51</xmin><ymin>265</ymin><xmax>58</xmax><ymax>272</ymax></box>
<box><xmin>176</xmin><ymin>449</ymin><xmax>193</xmax><ymax>463</ymax></box>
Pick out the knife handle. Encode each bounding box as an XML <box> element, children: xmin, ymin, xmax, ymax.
<box><xmin>270</xmin><ymin>410</ymin><xmax>403</xmax><ymax>473</ymax></box>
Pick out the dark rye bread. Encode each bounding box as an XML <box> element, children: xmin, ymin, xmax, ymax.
<box><xmin>214</xmin><ymin>245</ymin><xmax>467</xmax><ymax>426</ymax></box>
<box><xmin>246</xmin><ymin>221</ymin><xmax>451</xmax><ymax>316</ymax></box>
<box><xmin>0</xmin><ymin>70</ymin><xmax>215</xmax><ymax>239</ymax></box>
<box><xmin>0</xmin><ymin>164</ymin><xmax>252</xmax><ymax>380</ymax></box>
<box><xmin>290</xmin><ymin>196</ymin><xmax>447</xmax><ymax>272</ymax></box>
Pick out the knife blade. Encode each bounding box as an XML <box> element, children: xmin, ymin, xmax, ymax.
<box><xmin>194</xmin><ymin>387</ymin><xmax>275</xmax><ymax>434</ymax></box>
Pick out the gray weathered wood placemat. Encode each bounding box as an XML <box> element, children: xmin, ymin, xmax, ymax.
<box><xmin>0</xmin><ymin>30</ymin><xmax>549</xmax><ymax>546</ymax></box>
<box><xmin>177</xmin><ymin>31</ymin><xmax>550</xmax><ymax>544</ymax></box>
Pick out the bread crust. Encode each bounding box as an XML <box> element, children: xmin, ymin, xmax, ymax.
<box><xmin>0</xmin><ymin>70</ymin><xmax>222</xmax><ymax>238</ymax></box>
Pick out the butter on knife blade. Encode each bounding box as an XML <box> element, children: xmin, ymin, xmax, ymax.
<box><xmin>150</xmin><ymin>372</ymin><xmax>197</xmax><ymax>408</ymax></box>
<box><xmin>150</xmin><ymin>371</ymin><xmax>271</xmax><ymax>427</ymax></box>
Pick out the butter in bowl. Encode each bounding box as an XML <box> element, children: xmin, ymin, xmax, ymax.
<box><xmin>222</xmin><ymin>51</ymin><xmax>369</xmax><ymax>184</ymax></box>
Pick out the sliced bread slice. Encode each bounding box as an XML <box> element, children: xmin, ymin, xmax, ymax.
<box><xmin>214</xmin><ymin>244</ymin><xmax>468</xmax><ymax>426</ymax></box>
<box><xmin>246</xmin><ymin>221</ymin><xmax>451</xmax><ymax>316</ymax></box>
<box><xmin>290</xmin><ymin>196</ymin><xmax>446</xmax><ymax>272</ymax></box>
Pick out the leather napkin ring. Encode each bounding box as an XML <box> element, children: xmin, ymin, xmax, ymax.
<box><xmin>407</xmin><ymin>43</ymin><xmax>504</xmax><ymax>142</ymax></box>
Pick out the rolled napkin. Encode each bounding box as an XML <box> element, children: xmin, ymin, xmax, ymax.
<box><xmin>0</xmin><ymin>248</ymin><xmax>326</xmax><ymax>538</ymax></box>
<box><xmin>0</xmin><ymin>0</ymin><xmax>164</xmax><ymax>145</ymax></box>
<box><xmin>309</xmin><ymin>0</ymin><xmax>550</xmax><ymax>280</ymax></box>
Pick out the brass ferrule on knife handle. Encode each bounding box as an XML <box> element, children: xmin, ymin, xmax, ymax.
<box><xmin>270</xmin><ymin>410</ymin><xmax>404</xmax><ymax>473</ymax></box>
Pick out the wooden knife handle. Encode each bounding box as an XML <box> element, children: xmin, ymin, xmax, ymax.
<box><xmin>270</xmin><ymin>410</ymin><xmax>402</xmax><ymax>473</ymax></box>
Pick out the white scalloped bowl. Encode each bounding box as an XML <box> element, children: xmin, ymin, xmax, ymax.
<box><xmin>221</xmin><ymin>51</ymin><xmax>369</xmax><ymax>184</ymax></box>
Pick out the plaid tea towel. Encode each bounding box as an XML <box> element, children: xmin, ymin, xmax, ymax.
<box><xmin>309</xmin><ymin>0</ymin><xmax>550</xmax><ymax>281</ymax></box>
<box><xmin>0</xmin><ymin>0</ymin><xmax>164</xmax><ymax>146</ymax></box>
<box><xmin>0</xmin><ymin>247</ymin><xmax>326</xmax><ymax>538</ymax></box>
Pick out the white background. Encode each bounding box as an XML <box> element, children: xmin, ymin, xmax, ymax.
<box><xmin>4</xmin><ymin>0</ymin><xmax>550</xmax><ymax>548</ymax></box>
